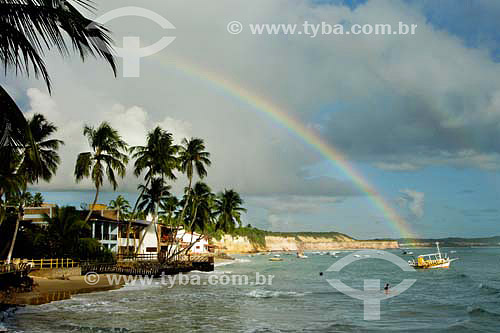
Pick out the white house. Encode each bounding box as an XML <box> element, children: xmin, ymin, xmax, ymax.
<box><xmin>132</xmin><ymin>219</ymin><xmax>211</xmax><ymax>258</ymax></box>
<box><xmin>177</xmin><ymin>229</ymin><xmax>209</xmax><ymax>254</ymax></box>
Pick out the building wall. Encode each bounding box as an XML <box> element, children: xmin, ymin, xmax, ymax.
<box><xmin>137</xmin><ymin>222</ymin><xmax>158</xmax><ymax>254</ymax></box>
<box><xmin>136</xmin><ymin>225</ymin><xmax>210</xmax><ymax>255</ymax></box>
<box><xmin>91</xmin><ymin>220</ymin><xmax>119</xmax><ymax>253</ymax></box>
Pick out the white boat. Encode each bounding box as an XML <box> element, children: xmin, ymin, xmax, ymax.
<box><xmin>408</xmin><ymin>242</ymin><xmax>458</xmax><ymax>269</ymax></box>
<box><xmin>297</xmin><ymin>254</ymin><xmax>308</xmax><ymax>259</ymax></box>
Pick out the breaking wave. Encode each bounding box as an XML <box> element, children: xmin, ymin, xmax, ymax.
<box><xmin>245</xmin><ymin>289</ymin><xmax>312</xmax><ymax>298</ymax></box>
<box><xmin>215</xmin><ymin>258</ymin><xmax>251</xmax><ymax>267</ymax></box>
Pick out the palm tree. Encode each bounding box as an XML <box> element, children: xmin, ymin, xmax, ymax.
<box><xmin>183</xmin><ymin>182</ymin><xmax>214</xmax><ymax>232</ymax></box>
<box><xmin>166</xmin><ymin>182</ymin><xmax>215</xmax><ymax>260</ymax></box>
<box><xmin>23</xmin><ymin>192</ymin><xmax>34</xmax><ymax>206</ymax></box>
<box><xmin>131</xmin><ymin>127</ymin><xmax>179</xmax><ymax>182</ymax></box>
<box><xmin>1</xmin><ymin>0</ymin><xmax>116</xmax><ymax>225</ymax></box>
<box><xmin>160</xmin><ymin>194</ymin><xmax>179</xmax><ymax>226</ymax></box>
<box><xmin>1</xmin><ymin>95</ymin><xmax>28</xmax><ymax>215</ymax></box>
<box><xmin>214</xmin><ymin>189</ymin><xmax>247</xmax><ymax>232</ymax></box>
<box><xmin>45</xmin><ymin>206</ymin><xmax>89</xmax><ymax>257</ymax></box>
<box><xmin>0</xmin><ymin>0</ymin><xmax>116</xmax><ymax>159</ymax></box>
<box><xmin>6</xmin><ymin>113</ymin><xmax>63</xmax><ymax>263</ymax></box>
<box><xmin>74</xmin><ymin>122</ymin><xmax>128</xmax><ymax>223</ymax></box>
<box><xmin>0</xmin><ymin>158</ymin><xmax>22</xmax><ymax>228</ymax></box>
<box><xmin>108</xmin><ymin>195</ymin><xmax>131</xmax><ymax>221</ymax></box>
<box><xmin>0</xmin><ymin>0</ymin><xmax>116</xmax><ymax>93</ymax></box>
<box><xmin>126</xmin><ymin>127</ymin><xmax>179</xmax><ymax>252</ymax></box>
<box><xmin>136</xmin><ymin>178</ymin><xmax>171</xmax><ymax>253</ymax></box>
<box><xmin>32</xmin><ymin>192</ymin><xmax>44</xmax><ymax>207</ymax></box>
<box><xmin>178</xmin><ymin>138</ymin><xmax>211</xmax><ymax>221</ymax></box>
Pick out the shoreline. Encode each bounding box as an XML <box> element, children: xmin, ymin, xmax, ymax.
<box><xmin>1</xmin><ymin>275</ymin><xmax>125</xmax><ymax>306</ymax></box>
<box><xmin>3</xmin><ymin>258</ymin><xmax>229</xmax><ymax>307</ymax></box>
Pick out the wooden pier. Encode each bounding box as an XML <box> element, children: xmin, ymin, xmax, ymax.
<box><xmin>81</xmin><ymin>254</ymin><xmax>214</xmax><ymax>277</ymax></box>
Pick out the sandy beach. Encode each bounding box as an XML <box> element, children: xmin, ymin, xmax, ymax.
<box><xmin>3</xmin><ymin>275</ymin><xmax>125</xmax><ymax>306</ymax></box>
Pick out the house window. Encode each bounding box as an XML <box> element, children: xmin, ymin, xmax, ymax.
<box><xmin>146</xmin><ymin>247</ymin><xmax>157</xmax><ymax>253</ymax></box>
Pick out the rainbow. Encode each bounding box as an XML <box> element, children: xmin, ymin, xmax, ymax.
<box><xmin>154</xmin><ymin>55</ymin><xmax>416</xmax><ymax>239</ymax></box>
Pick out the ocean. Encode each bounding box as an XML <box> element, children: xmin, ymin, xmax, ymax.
<box><xmin>4</xmin><ymin>248</ymin><xmax>500</xmax><ymax>332</ymax></box>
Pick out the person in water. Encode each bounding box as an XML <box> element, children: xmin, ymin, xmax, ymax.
<box><xmin>384</xmin><ymin>283</ymin><xmax>390</xmax><ymax>293</ymax></box>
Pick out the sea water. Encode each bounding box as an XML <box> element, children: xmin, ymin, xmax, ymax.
<box><xmin>4</xmin><ymin>248</ymin><xmax>500</xmax><ymax>332</ymax></box>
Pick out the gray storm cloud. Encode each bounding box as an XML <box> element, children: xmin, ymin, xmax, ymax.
<box><xmin>5</xmin><ymin>0</ymin><xmax>500</xmax><ymax>199</ymax></box>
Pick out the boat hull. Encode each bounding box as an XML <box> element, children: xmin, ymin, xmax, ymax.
<box><xmin>410</xmin><ymin>258</ymin><xmax>457</xmax><ymax>269</ymax></box>
<box><xmin>411</xmin><ymin>262</ymin><xmax>450</xmax><ymax>269</ymax></box>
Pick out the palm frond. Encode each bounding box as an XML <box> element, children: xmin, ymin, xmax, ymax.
<box><xmin>0</xmin><ymin>0</ymin><xmax>116</xmax><ymax>90</ymax></box>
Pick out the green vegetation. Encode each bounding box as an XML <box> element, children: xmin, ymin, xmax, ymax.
<box><xmin>2</xmin><ymin>206</ymin><xmax>113</xmax><ymax>262</ymax></box>
<box><xmin>4</xmin><ymin>113</ymin><xmax>63</xmax><ymax>263</ymax></box>
<box><xmin>209</xmin><ymin>226</ymin><xmax>354</xmax><ymax>248</ymax></box>
<box><xmin>75</xmin><ymin>122</ymin><xmax>129</xmax><ymax>222</ymax></box>
<box><xmin>229</xmin><ymin>227</ymin><xmax>268</xmax><ymax>247</ymax></box>
<box><xmin>1</xmin><ymin>0</ymin><xmax>116</xmax><ymax>263</ymax></box>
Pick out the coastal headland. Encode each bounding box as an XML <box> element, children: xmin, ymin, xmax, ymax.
<box><xmin>214</xmin><ymin>234</ymin><xmax>399</xmax><ymax>253</ymax></box>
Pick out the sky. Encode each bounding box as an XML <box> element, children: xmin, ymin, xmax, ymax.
<box><xmin>2</xmin><ymin>0</ymin><xmax>500</xmax><ymax>239</ymax></box>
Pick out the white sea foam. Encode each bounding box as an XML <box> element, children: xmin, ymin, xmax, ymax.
<box><xmin>245</xmin><ymin>289</ymin><xmax>311</xmax><ymax>298</ymax></box>
<box><xmin>190</xmin><ymin>270</ymin><xmax>233</xmax><ymax>275</ymax></box>
<box><xmin>215</xmin><ymin>258</ymin><xmax>251</xmax><ymax>267</ymax></box>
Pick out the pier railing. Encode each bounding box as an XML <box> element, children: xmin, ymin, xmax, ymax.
<box><xmin>116</xmin><ymin>253</ymin><xmax>158</xmax><ymax>262</ymax></box>
<box><xmin>116</xmin><ymin>253</ymin><xmax>214</xmax><ymax>263</ymax></box>
<box><xmin>0</xmin><ymin>263</ymin><xmax>17</xmax><ymax>275</ymax></box>
<box><xmin>0</xmin><ymin>258</ymin><xmax>78</xmax><ymax>269</ymax></box>
<box><xmin>81</xmin><ymin>253</ymin><xmax>214</xmax><ymax>276</ymax></box>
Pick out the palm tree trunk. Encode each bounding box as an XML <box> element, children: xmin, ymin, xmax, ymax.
<box><xmin>167</xmin><ymin>233</ymin><xmax>204</xmax><ymax>261</ymax></box>
<box><xmin>187</xmin><ymin>202</ymin><xmax>198</xmax><ymax>255</ymax></box>
<box><xmin>178</xmin><ymin>176</ymin><xmax>192</xmax><ymax>224</ymax></box>
<box><xmin>84</xmin><ymin>185</ymin><xmax>100</xmax><ymax>223</ymax></box>
<box><xmin>6</xmin><ymin>212</ymin><xmax>21</xmax><ymax>264</ymax></box>
<box><xmin>135</xmin><ymin>224</ymin><xmax>149</xmax><ymax>256</ymax></box>
<box><xmin>166</xmin><ymin>203</ymin><xmax>199</xmax><ymax>262</ymax></box>
<box><xmin>126</xmin><ymin>178</ymin><xmax>150</xmax><ymax>254</ymax></box>
<box><xmin>155</xmin><ymin>199</ymin><xmax>160</xmax><ymax>256</ymax></box>
<box><xmin>168</xmin><ymin>176</ymin><xmax>192</xmax><ymax>261</ymax></box>
<box><xmin>6</xmin><ymin>188</ymin><xmax>26</xmax><ymax>264</ymax></box>
<box><xmin>165</xmin><ymin>210</ymin><xmax>175</xmax><ymax>260</ymax></box>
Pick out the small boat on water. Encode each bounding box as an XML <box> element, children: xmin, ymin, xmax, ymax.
<box><xmin>269</xmin><ymin>257</ymin><xmax>283</xmax><ymax>262</ymax></box>
<box><xmin>408</xmin><ymin>242</ymin><xmax>458</xmax><ymax>269</ymax></box>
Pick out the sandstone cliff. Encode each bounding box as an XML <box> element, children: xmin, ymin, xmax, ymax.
<box><xmin>214</xmin><ymin>235</ymin><xmax>399</xmax><ymax>253</ymax></box>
